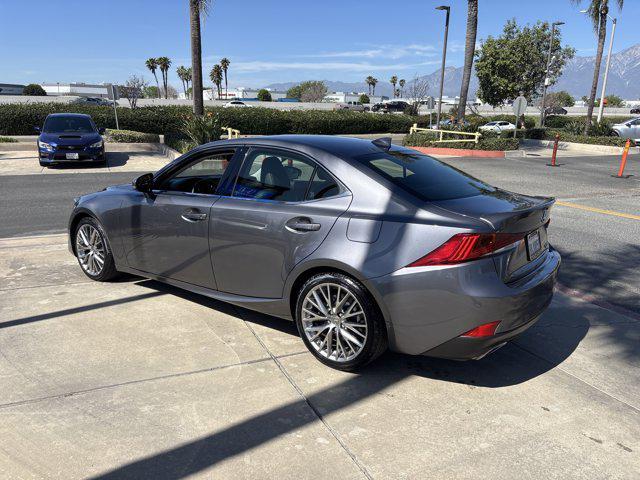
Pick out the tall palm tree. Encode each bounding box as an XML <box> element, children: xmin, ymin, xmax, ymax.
<box><xmin>145</xmin><ymin>58</ymin><xmax>160</xmax><ymax>98</ymax></box>
<box><xmin>189</xmin><ymin>0</ymin><xmax>210</xmax><ymax>115</ymax></box>
<box><xmin>365</xmin><ymin>75</ymin><xmax>374</xmax><ymax>95</ymax></box>
<box><xmin>371</xmin><ymin>77</ymin><xmax>378</xmax><ymax>96</ymax></box>
<box><xmin>390</xmin><ymin>75</ymin><xmax>398</xmax><ymax>98</ymax></box>
<box><xmin>176</xmin><ymin>66</ymin><xmax>188</xmax><ymax>98</ymax></box>
<box><xmin>156</xmin><ymin>56</ymin><xmax>172</xmax><ymax>99</ymax></box>
<box><xmin>399</xmin><ymin>79</ymin><xmax>406</xmax><ymax>98</ymax></box>
<box><xmin>572</xmin><ymin>0</ymin><xmax>623</xmax><ymax>133</ymax></box>
<box><xmin>220</xmin><ymin>57</ymin><xmax>230</xmax><ymax>99</ymax></box>
<box><xmin>457</xmin><ymin>0</ymin><xmax>478</xmax><ymax>122</ymax></box>
<box><xmin>185</xmin><ymin>67</ymin><xmax>193</xmax><ymax>98</ymax></box>
<box><xmin>210</xmin><ymin>64</ymin><xmax>223</xmax><ymax>99</ymax></box>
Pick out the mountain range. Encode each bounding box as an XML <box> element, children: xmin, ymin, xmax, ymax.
<box><xmin>265</xmin><ymin>43</ymin><xmax>640</xmax><ymax>100</ymax></box>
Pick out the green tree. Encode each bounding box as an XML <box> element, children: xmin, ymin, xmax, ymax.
<box><xmin>142</xmin><ymin>85</ymin><xmax>160</xmax><ymax>98</ymax></box>
<box><xmin>371</xmin><ymin>77</ymin><xmax>378</xmax><ymax>96</ymax></box>
<box><xmin>390</xmin><ymin>75</ymin><xmax>398</xmax><ymax>97</ymax></box>
<box><xmin>571</xmin><ymin>1</ymin><xmax>624</xmax><ymax>132</ymax></box>
<box><xmin>156</xmin><ymin>56</ymin><xmax>172</xmax><ymax>99</ymax></box>
<box><xmin>189</xmin><ymin>0</ymin><xmax>210</xmax><ymax>115</ymax></box>
<box><xmin>457</xmin><ymin>0</ymin><xmax>478</xmax><ymax>121</ymax></box>
<box><xmin>209</xmin><ymin>64</ymin><xmax>223</xmax><ymax>98</ymax></box>
<box><xmin>22</xmin><ymin>84</ymin><xmax>46</xmax><ymax>96</ymax></box>
<box><xmin>286</xmin><ymin>81</ymin><xmax>327</xmax><ymax>102</ymax></box>
<box><xmin>359</xmin><ymin>93</ymin><xmax>370</xmax><ymax>104</ymax></box>
<box><xmin>604</xmin><ymin>94</ymin><xmax>623</xmax><ymax>107</ymax></box>
<box><xmin>546</xmin><ymin>90</ymin><xmax>575</xmax><ymax>107</ymax></box>
<box><xmin>398</xmin><ymin>79</ymin><xmax>406</xmax><ymax>98</ymax></box>
<box><xmin>145</xmin><ymin>58</ymin><xmax>160</xmax><ymax>98</ymax></box>
<box><xmin>474</xmin><ymin>19</ymin><xmax>575</xmax><ymax>107</ymax></box>
<box><xmin>220</xmin><ymin>58</ymin><xmax>230</xmax><ymax>99</ymax></box>
<box><xmin>176</xmin><ymin>66</ymin><xmax>189</xmax><ymax>98</ymax></box>
<box><xmin>365</xmin><ymin>76</ymin><xmax>375</xmax><ymax>95</ymax></box>
<box><xmin>286</xmin><ymin>84</ymin><xmax>303</xmax><ymax>100</ymax></box>
<box><xmin>257</xmin><ymin>89</ymin><xmax>272</xmax><ymax>101</ymax></box>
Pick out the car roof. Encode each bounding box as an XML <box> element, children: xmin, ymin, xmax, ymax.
<box><xmin>46</xmin><ymin>113</ymin><xmax>92</xmax><ymax>118</ymax></box>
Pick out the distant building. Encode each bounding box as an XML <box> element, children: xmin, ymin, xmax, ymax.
<box><xmin>199</xmin><ymin>87</ymin><xmax>288</xmax><ymax>101</ymax></box>
<box><xmin>0</xmin><ymin>83</ymin><xmax>25</xmax><ymax>95</ymax></box>
<box><xmin>323</xmin><ymin>92</ymin><xmax>389</xmax><ymax>104</ymax></box>
<box><xmin>40</xmin><ymin>83</ymin><xmax>111</xmax><ymax>98</ymax></box>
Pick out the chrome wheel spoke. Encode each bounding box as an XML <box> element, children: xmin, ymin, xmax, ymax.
<box><xmin>301</xmin><ymin>283</ymin><xmax>367</xmax><ymax>363</ymax></box>
<box><xmin>76</xmin><ymin>224</ymin><xmax>105</xmax><ymax>276</ymax></box>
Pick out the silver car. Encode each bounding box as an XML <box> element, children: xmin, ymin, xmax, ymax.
<box><xmin>68</xmin><ymin>136</ymin><xmax>560</xmax><ymax>371</ymax></box>
<box><xmin>612</xmin><ymin>117</ymin><xmax>640</xmax><ymax>141</ymax></box>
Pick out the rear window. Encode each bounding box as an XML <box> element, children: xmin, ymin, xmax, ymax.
<box><xmin>354</xmin><ymin>149</ymin><xmax>496</xmax><ymax>201</ymax></box>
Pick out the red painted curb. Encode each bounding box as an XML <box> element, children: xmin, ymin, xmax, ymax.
<box><xmin>409</xmin><ymin>146</ymin><xmax>507</xmax><ymax>158</ymax></box>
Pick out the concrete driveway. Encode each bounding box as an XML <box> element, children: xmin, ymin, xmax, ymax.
<box><xmin>1</xmin><ymin>233</ymin><xmax>638</xmax><ymax>479</ymax></box>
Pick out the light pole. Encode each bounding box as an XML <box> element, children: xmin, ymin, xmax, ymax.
<box><xmin>540</xmin><ymin>21</ymin><xmax>564</xmax><ymax>127</ymax></box>
<box><xmin>435</xmin><ymin>5</ymin><xmax>450</xmax><ymax>128</ymax></box>
<box><xmin>597</xmin><ymin>15</ymin><xmax>617</xmax><ymax>123</ymax></box>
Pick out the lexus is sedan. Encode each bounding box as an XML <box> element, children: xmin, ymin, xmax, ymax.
<box><xmin>35</xmin><ymin>113</ymin><xmax>105</xmax><ymax>167</ymax></box>
<box><xmin>68</xmin><ymin>135</ymin><xmax>560</xmax><ymax>371</ymax></box>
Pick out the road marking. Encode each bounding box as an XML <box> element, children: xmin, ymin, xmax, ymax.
<box><xmin>555</xmin><ymin>201</ymin><xmax>640</xmax><ymax>220</ymax></box>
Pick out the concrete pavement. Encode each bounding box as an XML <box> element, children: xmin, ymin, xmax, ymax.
<box><xmin>0</xmin><ymin>233</ymin><xmax>639</xmax><ymax>479</ymax></box>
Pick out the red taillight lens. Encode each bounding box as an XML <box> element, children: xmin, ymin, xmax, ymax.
<box><xmin>408</xmin><ymin>232</ymin><xmax>525</xmax><ymax>267</ymax></box>
<box><xmin>461</xmin><ymin>321</ymin><xmax>501</xmax><ymax>337</ymax></box>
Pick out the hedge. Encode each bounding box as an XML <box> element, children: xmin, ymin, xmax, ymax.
<box><xmin>404</xmin><ymin>132</ymin><xmax>519</xmax><ymax>151</ymax></box>
<box><xmin>104</xmin><ymin>129</ymin><xmax>160</xmax><ymax>143</ymax></box>
<box><xmin>520</xmin><ymin>127</ymin><xmax>632</xmax><ymax>146</ymax></box>
<box><xmin>0</xmin><ymin>103</ymin><xmax>417</xmax><ymax>136</ymax></box>
<box><xmin>544</xmin><ymin>115</ymin><xmax>634</xmax><ymax>129</ymax></box>
<box><xmin>0</xmin><ymin>136</ymin><xmax>17</xmax><ymax>142</ymax></box>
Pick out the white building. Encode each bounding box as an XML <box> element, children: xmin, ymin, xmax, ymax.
<box><xmin>200</xmin><ymin>87</ymin><xmax>288</xmax><ymax>101</ymax></box>
<box><xmin>41</xmin><ymin>83</ymin><xmax>111</xmax><ymax>98</ymax></box>
<box><xmin>323</xmin><ymin>91</ymin><xmax>388</xmax><ymax>104</ymax></box>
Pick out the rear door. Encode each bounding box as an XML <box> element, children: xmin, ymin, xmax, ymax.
<box><xmin>210</xmin><ymin>146</ymin><xmax>351</xmax><ymax>298</ymax></box>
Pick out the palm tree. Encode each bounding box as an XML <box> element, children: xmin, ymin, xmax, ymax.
<box><xmin>390</xmin><ymin>75</ymin><xmax>398</xmax><ymax>98</ymax></box>
<box><xmin>210</xmin><ymin>64</ymin><xmax>223</xmax><ymax>99</ymax></box>
<box><xmin>399</xmin><ymin>79</ymin><xmax>406</xmax><ymax>98</ymax></box>
<box><xmin>156</xmin><ymin>56</ymin><xmax>172</xmax><ymax>99</ymax></box>
<box><xmin>176</xmin><ymin>66</ymin><xmax>188</xmax><ymax>98</ymax></box>
<box><xmin>185</xmin><ymin>67</ymin><xmax>193</xmax><ymax>98</ymax></box>
<box><xmin>145</xmin><ymin>58</ymin><xmax>160</xmax><ymax>98</ymax></box>
<box><xmin>371</xmin><ymin>77</ymin><xmax>378</xmax><ymax>96</ymax></box>
<box><xmin>572</xmin><ymin>0</ymin><xmax>624</xmax><ymax>133</ymax></box>
<box><xmin>457</xmin><ymin>0</ymin><xmax>478</xmax><ymax>122</ymax></box>
<box><xmin>189</xmin><ymin>0</ymin><xmax>210</xmax><ymax>115</ymax></box>
<box><xmin>220</xmin><ymin>57</ymin><xmax>230</xmax><ymax>99</ymax></box>
<box><xmin>365</xmin><ymin>75</ymin><xmax>374</xmax><ymax>95</ymax></box>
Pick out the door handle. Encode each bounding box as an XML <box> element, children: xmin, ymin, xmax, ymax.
<box><xmin>285</xmin><ymin>217</ymin><xmax>321</xmax><ymax>232</ymax></box>
<box><xmin>181</xmin><ymin>210</ymin><xmax>207</xmax><ymax>222</ymax></box>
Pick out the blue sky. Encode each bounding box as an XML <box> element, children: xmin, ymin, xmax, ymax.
<box><xmin>0</xmin><ymin>0</ymin><xmax>637</xmax><ymax>89</ymax></box>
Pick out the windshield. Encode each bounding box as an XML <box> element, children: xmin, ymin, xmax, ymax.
<box><xmin>43</xmin><ymin>116</ymin><xmax>95</xmax><ymax>133</ymax></box>
<box><xmin>354</xmin><ymin>149</ymin><xmax>496</xmax><ymax>201</ymax></box>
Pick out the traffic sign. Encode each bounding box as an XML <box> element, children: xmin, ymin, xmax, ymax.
<box><xmin>512</xmin><ymin>96</ymin><xmax>527</xmax><ymax>117</ymax></box>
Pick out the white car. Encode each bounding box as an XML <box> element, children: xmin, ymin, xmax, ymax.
<box><xmin>223</xmin><ymin>100</ymin><xmax>251</xmax><ymax>108</ymax></box>
<box><xmin>612</xmin><ymin>117</ymin><xmax>640</xmax><ymax>141</ymax></box>
<box><xmin>479</xmin><ymin>121</ymin><xmax>516</xmax><ymax>133</ymax></box>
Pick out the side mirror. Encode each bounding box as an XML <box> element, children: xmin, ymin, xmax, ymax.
<box><xmin>98</xmin><ymin>127</ymin><xmax>106</xmax><ymax>135</ymax></box>
<box><xmin>133</xmin><ymin>173</ymin><xmax>154</xmax><ymax>193</ymax></box>
<box><xmin>34</xmin><ymin>126</ymin><xmax>41</xmax><ymax>133</ymax></box>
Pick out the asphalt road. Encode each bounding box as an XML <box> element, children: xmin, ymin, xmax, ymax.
<box><xmin>1</xmin><ymin>153</ymin><xmax>638</xmax><ymax>314</ymax></box>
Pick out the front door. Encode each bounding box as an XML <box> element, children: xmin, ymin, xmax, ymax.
<box><xmin>120</xmin><ymin>148</ymin><xmax>238</xmax><ymax>289</ymax></box>
<box><xmin>210</xmin><ymin>146</ymin><xmax>351</xmax><ymax>298</ymax></box>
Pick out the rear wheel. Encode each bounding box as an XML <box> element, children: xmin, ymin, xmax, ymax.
<box><xmin>74</xmin><ymin>217</ymin><xmax>119</xmax><ymax>281</ymax></box>
<box><xmin>295</xmin><ymin>273</ymin><xmax>387</xmax><ymax>371</ymax></box>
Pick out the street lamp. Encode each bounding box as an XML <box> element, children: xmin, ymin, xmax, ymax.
<box><xmin>435</xmin><ymin>5</ymin><xmax>450</xmax><ymax>128</ymax></box>
<box><xmin>540</xmin><ymin>21</ymin><xmax>564</xmax><ymax>127</ymax></box>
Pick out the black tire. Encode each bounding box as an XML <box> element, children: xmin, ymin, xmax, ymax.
<box><xmin>74</xmin><ymin>216</ymin><xmax>119</xmax><ymax>281</ymax></box>
<box><xmin>295</xmin><ymin>272</ymin><xmax>387</xmax><ymax>372</ymax></box>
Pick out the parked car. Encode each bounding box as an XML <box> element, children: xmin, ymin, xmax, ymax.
<box><xmin>72</xmin><ymin>96</ymin><xmax>113</xmax><ymax>107</ymax></box>
<box><xmin>630</xmin><ymin>106</ymin><xmax>640</xmax><ymax>115</ymax></box>
<box><xmin>334</xmin><ymin>102</ymin><xmax>365</xmax><ymax>112</ymax></box>
<box><xmin>545</xmin><ymin>106</ymin><xmax>568</xmax><ymax>115</ymax></box>
<box><xmin>35</xmin><ymin>113</ymin><xmax>105</xmax><ymax>167</ymax></box>
<box><xmin>371</xmin><ymin>101</ymin><xmax>409</xmax><ymax>114</ymax></box>
<box><xmin>69</xmin><ymin>135</ymin><xmax>560</xmax><ymax>371</ymax></box>
<box><xmin>479</xmin><ymin>121</ymin><xmax>516</xmax><ymax>133</ymax></box>
<box><xmin>431</xmin><ymin>119</ymin><xmax>471</xmax><ymax>130</ymax></box>
<box><xmin>223</xmin><ymin>100</ymin><xmax>251</xmax><ymax>108</ymax></box>
<box><xmin>612</xmin><ymin>117</ymin><xmax>640</xmax><ymax>141</ymax></box>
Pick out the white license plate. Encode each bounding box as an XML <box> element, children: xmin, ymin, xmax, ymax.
<box><xmin>527</xmin><ymin>229</ymin><xmax>542</xmax><ymax>259</ymax></box>
<box><xmin>66</xmin><ymin>153</ymin><xmax>79</xmax><ymax>159</ymax></box>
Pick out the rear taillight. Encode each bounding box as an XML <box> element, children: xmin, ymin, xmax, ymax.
<box><xmin>407</xmin><ymin>232</ymin><xmax>525</xmax><ymax>267</ymax></box>
<box><xmin>461</xmin><ymin>321</ymin><xmax>501</xmax><ymax>337</ymax></box>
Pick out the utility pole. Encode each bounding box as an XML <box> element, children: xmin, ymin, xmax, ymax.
<box><xmin>540</xmin><ymin>21</ymin><xmax>564</xmax><ymax>127</ymax></box>
<box><xmin>435</xmin><ymin>5</ymin><xmax>450</xmax><ymax>128</ymax></box>
<box><xmin>597</xmin><ymin>16</ymin><xmax>617</xmax><ymax>123</ymax></box>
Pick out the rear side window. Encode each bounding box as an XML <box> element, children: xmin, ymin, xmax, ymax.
<box><xmin>354</xmin><ymin>149</ymin><xmax>495</xmax><ymax>201</ymax></box>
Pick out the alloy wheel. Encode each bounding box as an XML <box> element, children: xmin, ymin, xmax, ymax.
<box><xmin>76</xmin><ymin>224</ymin><xmax>105</xmax><ymax>276</ymax></box>
<box><xmin>301</xmin><ymin>283</ymin><xmax>368</xmax><ymax>362</ymax></box>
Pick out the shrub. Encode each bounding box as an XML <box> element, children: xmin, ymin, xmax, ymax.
<box><xmin>257</xmin><ymin>89</ymin><xmax>272</xmax><ymax>102</ymax></box>
<box><xmin>22</xmin><ymin>84</ymin><xmax>47</xmax><ymax>96</ymax></box>
<box><xmin>404</xmin><ymin>132</ymin><xmax>519</xmax><ymax>151</ymax></box>
<box><xmin>359</xmin><ymin>94</ymin><xmax>370</xmax><ymax>104</ymax></box>
<box><xmin>104</xmin><ymin>129</ymin><xmax>160</xmax><ymax>143</ymax></box>
<box><xmin>0</xmin><ymin>136</ymin><xmax>17</xmax><ymax>142</ymax></box>
<box><xmin>182</xmin><ymin>111</ymin><xmax>223</xmax><ymax>145</ymax></box>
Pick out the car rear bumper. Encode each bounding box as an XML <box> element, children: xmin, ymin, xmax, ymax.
<box><xmin>369</xmin><ymin>248</ymin><xmax>560</xmax><ymax>358</ymax></box>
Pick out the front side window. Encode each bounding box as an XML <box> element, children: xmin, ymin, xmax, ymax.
<box><xmin>157</xmin><ymin>150</ymin><xmax>235</xmax><ymax>194</ymax></box>
<box><xmin>232</xmin><ymin>148</ymin><xmax>339</xmax><ymax>202</ymax></box>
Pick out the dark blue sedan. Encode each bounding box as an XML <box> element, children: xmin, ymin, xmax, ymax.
<box><xmin>35</xmin><ymin>113</ymin><xmax>105</xmax><ymax>167</ymax></box>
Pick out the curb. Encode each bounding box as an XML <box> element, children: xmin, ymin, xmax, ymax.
<box><xmin>409</xmin><ymin>146</ymin><xmax>508</xmax><ymax>158</ymax></box>
<box><xmin>521</xmin><ymin>138</ymin><xmax>640</xmax><ymax>155</ymax></box>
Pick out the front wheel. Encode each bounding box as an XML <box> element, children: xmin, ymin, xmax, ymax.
<box><xmin>74</xmin><ymin>217</ymin><xmax>119</xmax><ymax>281</ymax></box>
<box><xmin>295</xmin><ymin>273</ymin><xmax>387</xmax><ymax>371</ymax></box>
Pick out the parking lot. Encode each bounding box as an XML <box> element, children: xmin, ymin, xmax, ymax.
<box><xmin>1</xmin><ymin>146</ymin><xmax>639</xmax><ymax>478</ymax></box>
